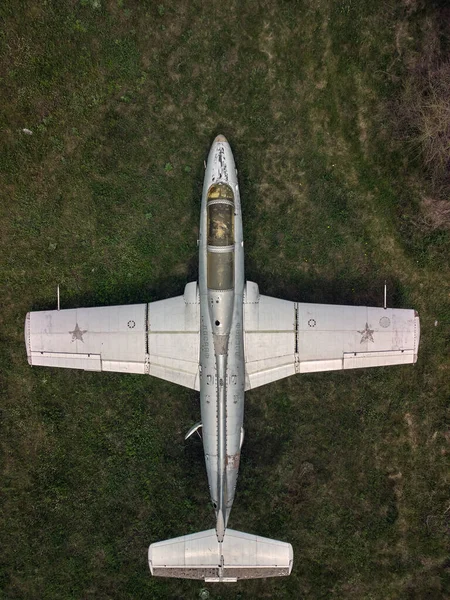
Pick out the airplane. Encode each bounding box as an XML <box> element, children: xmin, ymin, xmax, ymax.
<box><xmin>25</xmin><ymin>135</ymin><xmax>420</xmax><ymax>582</ymax></box>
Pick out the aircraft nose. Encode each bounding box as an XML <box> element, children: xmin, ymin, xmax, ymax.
<box><xmin>214</xmin><ymin>134</ymin><xmax>228</xmax><ymax>143</ymax></box>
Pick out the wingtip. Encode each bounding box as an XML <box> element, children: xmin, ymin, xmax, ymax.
<box><xmin>147</xmin><ymin>545</ymin><xmax>154</xmax><ymax>575</ymax></box>
<box><xmin>414</xmin><ymin>310</ymin><xmax>420</xmax><ymax>363</ymax></box>
<box><xmin>25</xmin><ymin>312</ymin><xmax>32</xmax><ymax>365</ymax></box>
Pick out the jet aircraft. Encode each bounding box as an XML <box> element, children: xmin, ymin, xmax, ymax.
<box><xmin>25</xmin><ymin>135</ymin><xmax>420</xmax><ymax>582</ymax></box>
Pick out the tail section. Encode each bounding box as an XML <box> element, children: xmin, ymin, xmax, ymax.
<box><xmin>148</xmin><ymin>529</ymin><xmax>293</xmax><ymax>582</ymax></box>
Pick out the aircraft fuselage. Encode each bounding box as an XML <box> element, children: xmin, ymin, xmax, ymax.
<box><xmin>198</xmin><ymin>136</ymin><xmax>245</xmax><ymax>541</ymax></box>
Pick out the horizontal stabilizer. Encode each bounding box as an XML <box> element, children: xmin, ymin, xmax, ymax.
<box><xmin>148</xmin><ymin>528</ymin><xmax>293</xmax><ymax>581</ymax></box>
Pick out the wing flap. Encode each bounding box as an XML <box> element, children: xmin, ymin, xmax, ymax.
<box><xmin>244</xmin><ymin>354</ymin><xmax>296</xmax><ymax>389</ymax></box>
<box><xmin>298</xmin><ymin>358</ymin><xmax>343</xmax><ymax>374</ymax></box>
<box><xmin>102</xmin><ymin>360</ymin><xmax>146</xmax><ymax>374</ymax></box>
<box><xmin>244</xmin><ymin>331</ymin><xmax>294</xmax><ymax>362</ymax></box>
<box><xmin>148</xmin><ymin>284</ymin><xmax>200</xmax><ymax>390</ymax></box>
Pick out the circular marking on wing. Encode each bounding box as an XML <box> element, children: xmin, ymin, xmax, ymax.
<box><xmin>308</xmin><ymin>318</ymin><xmax>317</xmax><ymax>328</ymax></box>
<box><xmin>127</xmin><ymin>320</ymin><xmax>136</xmax><ymax>329</ymax></box>
<box><xmin>379</xmin><ymin>316</ymin><xmax>391</xmax><ymax>328</ymax></box>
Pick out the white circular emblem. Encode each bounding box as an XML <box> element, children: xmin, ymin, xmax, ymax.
<box><xmin>379</xmin><ymin>317</ymin><xmax>390</xmax><ymax>328</ymax></box>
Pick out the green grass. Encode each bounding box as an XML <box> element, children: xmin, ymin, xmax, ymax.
<box><xmin>1</xmin><ymin>1</ymin><xmax>449</xmax><ymax>598</ymax></box>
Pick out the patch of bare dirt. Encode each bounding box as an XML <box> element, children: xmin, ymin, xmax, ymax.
<box><xmin>259</xmin><ymin>21</ymin><xmax>275</xmax><ymax>70</ymax></box>
<box><xmin>404</xmin><ymin>412</ymin><xmax>418</xmax><ymax>450</ymax></box>
<box><xmin>220</xmin><ymin>44</ymin><xmax>239</xmax><ymax>73</ymax></box>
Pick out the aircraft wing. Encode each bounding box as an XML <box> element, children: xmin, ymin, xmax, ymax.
<box><xmin>243</xmin><ymin>283</ymin><xmax>420</xmax><ymax>390</ymax></box>
<box><xmin>25</xmin><ymin>282</ymin><xmax>200</xmax><ymax>390</ymax></box>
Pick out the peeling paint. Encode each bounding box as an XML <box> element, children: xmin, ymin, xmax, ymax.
<box><xmin>226</xmin><ymin>452</ymin><xmax>240</xmax><ymax>470</ymax></box>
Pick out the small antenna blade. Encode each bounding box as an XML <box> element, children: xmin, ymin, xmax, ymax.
<box><xmin>57</xmin><ymin>285</ymin><xmax>60</xmax><ymax>311</ymax></box>
<box><xmin>383</xmin><ymin>280</ymin><xmax>387</xmax><ymax>310</ymax></box>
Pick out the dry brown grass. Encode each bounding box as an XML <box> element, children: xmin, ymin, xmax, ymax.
<box><xmin>416</xmin><ymin>196</ymin><xmax>450</xmax><ymax>230</ymax></box>
<box><xmin>393</xmin><ymin>10</ymin><xmax>450</xmax><ymax>194</ymax></box>
<box><xmin>410</xmin><ymin>62</ymin><xmax>450</xmax><ymax>178</ymax></box>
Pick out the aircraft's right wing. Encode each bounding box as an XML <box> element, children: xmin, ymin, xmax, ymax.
<box><xmin>243</xmin><ymin>282</ymin><xmax>420</xmax><ymax>390</ymax></box>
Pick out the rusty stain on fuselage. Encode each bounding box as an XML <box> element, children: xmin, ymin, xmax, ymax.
<box><xmin>226</xmin><ymin>452</ymin><xmax>240</xmax><ymax>470</ymax></box>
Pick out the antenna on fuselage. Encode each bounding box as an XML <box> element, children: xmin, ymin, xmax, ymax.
<box><xmin>383</xmin><ymin>280</ymin><xmax>387</xmax><ymax>310</ymax></box>
<box><xmin>57</xmin><ymin>285</ymin><xmax>60</xmax><ymax>311</ymax></box>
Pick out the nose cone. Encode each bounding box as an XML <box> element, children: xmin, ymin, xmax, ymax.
<box><xmin>214</xmin><ymin>134</ymin><xmax>228</xmax><ymax>143</ymax></box>
<box><xmin>204</xmin><ymin>134</ymin><xmax>237</xmax><ymax>188</ymax></box>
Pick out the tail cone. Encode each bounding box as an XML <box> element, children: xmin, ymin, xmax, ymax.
<box><xmin>216</xmin><ymin>509</ymin><xmax>225</xmax><ymax>542</ymax></box>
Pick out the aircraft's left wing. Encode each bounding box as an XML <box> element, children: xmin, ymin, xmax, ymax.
<box><xmin>243</xmin><ymin>282</ymin><xmax>420</xmax><ymax>390</ymax></box>
<box><xmin>25</xmin><ymin>282</ymin><xmax>200</xmax><ymax>390</ymax></box>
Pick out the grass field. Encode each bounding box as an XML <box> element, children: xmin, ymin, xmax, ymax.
<box><xmin>1</xmin><ymin>1</ymin><xmax>449</xmax><ymax>598</ymax></box>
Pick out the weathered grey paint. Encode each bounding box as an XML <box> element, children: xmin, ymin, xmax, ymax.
<box><xmin>199</xmin><ymin>136</ymin><xmax>245</xmax><ymax>541</ymax></box>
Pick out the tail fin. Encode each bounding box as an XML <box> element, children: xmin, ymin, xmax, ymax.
<box><xmin>148</xmin><ymin>528</ymin><xmax>293</xmax><ymax>582</ymax></box>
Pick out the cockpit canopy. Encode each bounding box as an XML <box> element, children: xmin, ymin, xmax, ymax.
<box><xmin>207</xmin><ymin>182</ymin><xmax>234</xmax><ymax>202</ymax></box>
<box><xmin>207</xmin><ymin>183</ymin><xmax>235</xmax><ymax>290</ymax></box>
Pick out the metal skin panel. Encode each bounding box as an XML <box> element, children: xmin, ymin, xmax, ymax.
<box><xmin>26</xmin><ymin>295</ymin><xmax>201</xmax><ymax>386</ymax></box>
<box><xmin>25</xmin><ymin>134</ymin><xmax>421</xmax><ymax>582</ymax></box>
<box><xmin>297</xmin><ymin>304</ymin><xmax>419</xmax><ymax>359</ymax></box>
<box><xmin>26</xmin><ymin>304</ymin><xmax>147</xmax><ymax>370</ymax></box>
<box><xmin>148</xmin><ymin>292</ymin><xmax>200</xmax><ymax>389</ymax></box>
<box><xmin>244</xmin><ymin>295</ymin><xmax>420</xmax><ymax>389</ymax></box>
